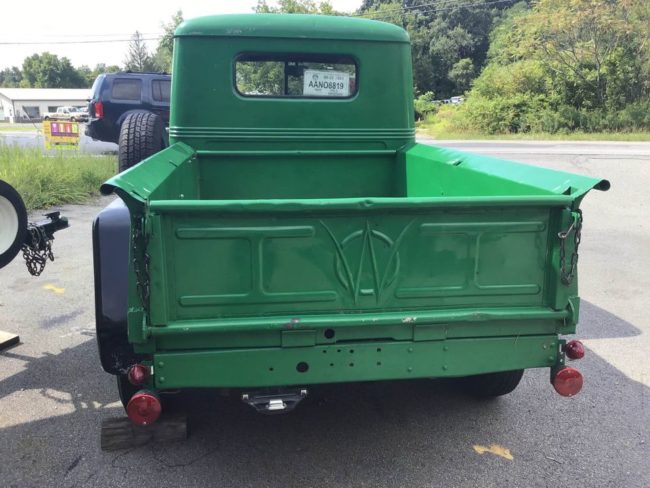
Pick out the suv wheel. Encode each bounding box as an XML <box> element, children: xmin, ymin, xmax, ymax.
<box><xmin>118</xmin><ymin>112</ymin><xmax>164</xmax><ymax>172</ymax></box>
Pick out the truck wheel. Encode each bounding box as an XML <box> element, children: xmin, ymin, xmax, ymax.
<box><xmin>461</xmin><ymin>369</ymin><xmax>524</xmax><ymax>398</ymax></box>
<box><xmin>0</xmin><ymin>180</ymin><xmax>28</xmax><ymax>270</ymax></box>
<box><xmin>118</xmin><ymin>112</ymin><xmax>164</xmax><ymax>172</ymax></box>
<box><xmin>116</xmin><ymin>374</ymin><xmax>139</xmax><ymax>409</ymax></box>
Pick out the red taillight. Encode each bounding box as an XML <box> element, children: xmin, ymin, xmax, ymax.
<box><xmin>126</xmin><ymin>391</ymin><xmax>162</xmax><ymax>426</ymax></box>
<box><xmin>552</xmin><ymin>367</ymin><xmax>583</xmax><ymax>397</ymax></box>
<box><xmin>127</xmin><ymin>364</ymin><xmax>150</xmax><ymax>386</ymax></box>
<box><xmin>94</xmin><ymin>101</ymin><xmax>104</xmax><ymax>119</ymax></box>
<box><xmin>565</xmin><ymin>340</ymin><xmax>585</xmax><ymax>360</ymax></box>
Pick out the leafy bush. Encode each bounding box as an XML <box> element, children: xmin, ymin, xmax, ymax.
<box><xmin>432</xmin><ymin>0</ymin><xmax>650</xmax><ymax>136</ymax></box>
<box><xmin>414</xmin><ymin>92</ymin><xmax>438</xmax><ymax>120</ymax></box>
<box><xmin>424</xmin><ymin>97</ymin><xmax>650</xmax><ymax>136</ymax></box>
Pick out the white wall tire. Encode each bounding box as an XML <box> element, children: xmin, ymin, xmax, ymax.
<box><xmin>0</xmin><ymin>181</ymin><xmax>27</xmax><ymax>269</ymax></box>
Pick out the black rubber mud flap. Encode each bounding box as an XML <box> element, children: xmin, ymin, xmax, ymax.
<box><xmin>117</xmin><ymin>112</ymin><xmax>164</xmax><ymax>172</ymax></box>
<box><xmin>0</xmin><ymin>180</ymin><xmax>28</xmax><ymax>269</ymax></box>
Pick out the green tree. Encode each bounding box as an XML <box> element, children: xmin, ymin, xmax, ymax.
<box><xmin>154</xmin><ymin>10</ymin><xmax>184</xmax><ymax>73</ymax></box>
<box><xmin>21</xmin><ymin>52</ymin><xmax>86</xmax><ymax>88</ymax></box>
<box><xmin>448</xmin><ymin>58</ymin><xmax>475</xmax><ymax>93</ymax></box>
<box><xmin>77</xmin><ymin>65</ymin><xmax>94</xmax><ymax>86</ymax></box>
<box><xmin>359</xmin><ymin>0</ymin><xmax>522</xmax><ymax>97</ymax></box>
<box><xmin>255</xmin><ymin>0</ymin><xmax>337</xmax><ymax>14</ymax></box>
<box><xmin>0</xmin><ymin>67</ymin><xmax>23</xmax><ymax>87</ymax></box>
<box><xmin>124</xmin><ymin>31</ymin><xmax>158</xmax><ymax>72</ymax></box>
<box><xmin>522</xmin><ymin>0</ymin><xmax>641</xmax><ymax>109</ymax></box>
<box><xmin>448</xmin><ymin>0</ymin><xmax>650</xmax><ymax>134</ymax></box>
<box><xmin>77</xmin><ymin>63</ymin><xmax>121</xmax><ymax>86</ymax></box>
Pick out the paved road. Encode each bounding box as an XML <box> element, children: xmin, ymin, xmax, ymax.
<box><xmin>0</xmin><ymin>127</ymin><xmax>117</xmax><ymax>154</ymax></box>
<box><xmin>0</xmin><ymin>141</ymin><xmax>648</xmax><ymax>487</ymax></box>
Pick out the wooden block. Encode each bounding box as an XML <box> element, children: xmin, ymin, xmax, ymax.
<box><xmin>101</xmin><ymin>413</ymin><xmax>188</xmax><ymax>451</ymax></box>
<box><xmin>0</xmin><ymin>330</ymin><xmax>19</xmax><ymax>351</ymax></box>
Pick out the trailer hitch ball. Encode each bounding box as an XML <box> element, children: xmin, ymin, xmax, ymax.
<box><xmin>564</xmin><ymin>340</ymin><xmax>585</xmax><ymax>360</ymax></box>
<box><xmin>127</xmin><ymin>363</ymin><xmax>151</xmax><ymax>386</ymax></box>
<box><xmin>126</xmin><ymin>391</ymin><xmax>162</xmax><ymax>426</ymax></box>
<box><xmin>552</xmin><ymin>367</ymin><xmax>583</xmax><ymax>397</ymax></box>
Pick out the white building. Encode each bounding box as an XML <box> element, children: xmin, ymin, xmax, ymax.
<box><xmin>0</xmin><ymin>88</ymin><xmax>90</xmax><ymax>123</ymax></box>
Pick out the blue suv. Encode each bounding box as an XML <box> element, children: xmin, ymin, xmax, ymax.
<box><xmin>86</xmin><ymin>72</ymin><xmax>170</xmax><ymax>170</ymax></box>
<box><xmin>86</xmin><ymin>72</ymin><xmax>170</xmax><ymax>143</ymax></box>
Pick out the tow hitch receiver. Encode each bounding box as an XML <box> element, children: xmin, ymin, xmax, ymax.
<box><xmin>242</xmin><ymin>389</ymin><xmax>308</xmax><ymax>414</ymax></box>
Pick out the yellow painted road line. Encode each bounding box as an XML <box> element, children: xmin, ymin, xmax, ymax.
<box><xmin>473</xmin><ymin>444</ymin><xmax>514</xmax><ymax>461</ymax></box>
<box><xmin>43</xmin><ymin>284</ymin><xmax>65</xmax><ymax>294</ymax></box>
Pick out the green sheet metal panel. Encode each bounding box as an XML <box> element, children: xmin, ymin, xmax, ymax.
<box><xmin>175</xmin><ymin>14</ymin><xmax>411</xmax><ymax>43</ymax></box>
<box><xmin>98</xmin><ymin>14</ymin><xmax>608</xmax><ymax>387</ymax></box>
<box><xmin>147</xmin><ymin>206</ymin><xmax>552</xmax><ymax>321</ymax></box>
<box><xmin>169</xmin><ymin>19</ymin><xmax>414</xmax><ymax>153</ymax></box>
<box><xmin>152</xmin><ymin>335</ymin><xmax>561</xmax><ymax>388</ymax></box>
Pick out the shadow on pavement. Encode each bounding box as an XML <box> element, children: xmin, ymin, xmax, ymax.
<box><xmin>0</xmin><ymin>302</ymin><xmax>647</xmax><ymax>488</ymax></box>
<box><xmin>579</xmin><ymin>300</ymin><xmax>642</xmax><ymax>339</ymax></box>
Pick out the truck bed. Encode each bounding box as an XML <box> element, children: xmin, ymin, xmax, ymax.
<box><xmin>102</xmin><ymin>141</ymin><xmax>607</xmax><ymax>355</ymax></box>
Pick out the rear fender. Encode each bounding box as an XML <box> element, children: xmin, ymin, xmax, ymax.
<box><xmin>93</xmin><ymin>198</ymin><xmax>139</xmax><ymax>374</ymax></box>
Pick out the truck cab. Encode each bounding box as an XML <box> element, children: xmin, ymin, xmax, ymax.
<box><xmin>94</xmin><ymin>14</ymin><xmax>608</xmax><ymax>425</ymax></box>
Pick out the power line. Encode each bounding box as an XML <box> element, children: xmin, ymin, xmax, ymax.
<box><xmin>0</xmin><ymin>37</ymin><xmax>162</xmax><ymax>46</ymax></box>
<box><xmin>352</xmin><ymin>0</ymin><xmax>462</xmax><ymax>18</ymax></box>
<box><xmin>354</xmin><ymin>0</ymin><xmax>517</xmax><ymax>20</ymax></box>
<box><xmin>0</xmin><ymin>32</ymin><xmax>163</xmax><ymax>39</ymax></box>
<box><xmin>0</xmin><ymin>2</ymin><xmax>519</xmax><ymax>45</ymax></box>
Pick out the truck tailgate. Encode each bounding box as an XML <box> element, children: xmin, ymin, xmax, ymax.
<box><xmin>146</xmin><ymin>202</ymin><xmax>555</xmax><ymax>324</ymax></box>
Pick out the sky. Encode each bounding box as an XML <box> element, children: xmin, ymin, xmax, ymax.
<box><xmin>0</xmin><ymin>0</ymin><xmax>363</xmax><ymax>70</ymax></box>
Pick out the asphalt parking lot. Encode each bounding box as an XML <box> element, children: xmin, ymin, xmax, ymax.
<box><xmin>0</xmin><ymin>126</ymin><xmax>117</xmax><ymax>154</ymax></box>
<box><xmin>0</xmin><ymin>141</ymin><xmax>648</xmax><ymax>487</ymax></box>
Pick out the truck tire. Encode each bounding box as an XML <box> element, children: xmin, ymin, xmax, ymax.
<box><xmin>0</xmin><ymin>180</ymin><xmax>28</xmax><ymax>270</ymax></box>
<box><xmin>118</xmin><ymin>112</ymin><xmax>164</xmax><ymax>173</ymax></box>
<box><xmin>461</xmin><ymin>369</ymin><xmax>524</xmax><ymax>398</ymax></box>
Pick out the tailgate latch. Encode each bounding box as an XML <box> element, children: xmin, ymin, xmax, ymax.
<box><xmin>558</xmin><ymin>209</ymin><xmax>583</xmax><ymax>285</ymax></box>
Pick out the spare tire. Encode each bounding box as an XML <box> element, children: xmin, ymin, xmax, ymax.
<box><xmin>0</xmin><ymin>180</ymin><xmax>28</xmax><ymax>269</ymax></box>
<box><xmin>117</xmin><ymin>112</ymin><xmax>164</xmax><ymax>172</ymax></box>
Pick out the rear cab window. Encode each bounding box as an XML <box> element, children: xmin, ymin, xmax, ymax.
<box><xmin>235</xmin><ymin>54</ymin><xmax>357</xmax><ymax>98</ymax></box>
<box><xmin>152</xmin><ymin>79</ymin><xmax>171</xmax><ymax>103</ymax></box>
<box><xmin>111</xmin><ymin>79</ymin><xmax>142</xmax><ymax>101</ymax></box>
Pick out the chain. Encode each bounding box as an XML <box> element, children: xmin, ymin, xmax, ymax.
<box><xmin>558</xmin><ymin>209</ymin><xmax>582</xmax><ymax>285</ymax></box>
<box><xmin>21</xmin><ymin>225</ymin><xmax>55</xmax><ymax>276</ymax></box>
<box><xmin>132</xmin><ymin>216</ymin><xmax>150</xmax><ymax>308</ymax></box>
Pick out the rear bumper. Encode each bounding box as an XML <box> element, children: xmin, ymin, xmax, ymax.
<box><xmin>151</xmin><ymin>334</ymin><xmax>563</xmax><ymax>389</ymax></box>
<box><xmin>85</xmin><ymin>119</ymin><xmax>117</xmax><ymax>143</ymax></box>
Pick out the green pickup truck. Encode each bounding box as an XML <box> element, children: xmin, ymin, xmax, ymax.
<box><xmin>93</xmin><ymin>14</ymin><xmax>608</xmax><ymax>426</ymax></box>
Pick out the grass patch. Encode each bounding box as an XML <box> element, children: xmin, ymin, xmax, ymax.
<box><xmin>0</xmin><ymin>144</ymin><xmax>116</xmax><ymax>211</ymax></box>
<box><xmin>417</xmin><ymin>126</ymin><xmax>650</xmax><ymax>141</ymax></box>
<box><xmin>0</xmin><ymin>122</ymin><xmax>40</xmax><ymax>132</ymax></box>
